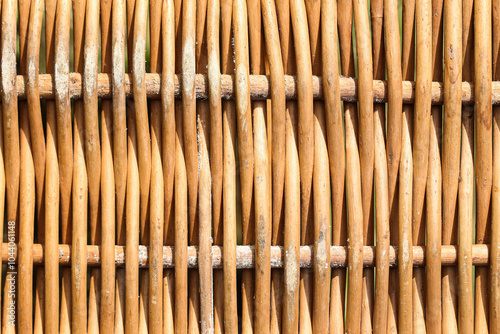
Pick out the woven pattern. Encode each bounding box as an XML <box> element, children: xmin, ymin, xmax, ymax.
<box><xmin>1</xmin><ymin>0</ymin><xmax>499</xmax><ymax>332</ymax></box>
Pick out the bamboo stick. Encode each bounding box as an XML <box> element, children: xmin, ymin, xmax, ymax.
<box><xmin>161</xmin><ymin>0</ymin><xmax>176</xmax><ymax>332</ymax></box>
<box><xmin>1</xmin><ymin>1</ymin><xmax>19</xmax><ymax>332</ymax></box>
<box><xmin>475</xmin><ymin>0</ymin><xmax>493</xmax><ymax>331</ymax></box>
<box><xmin>426</xmin><ymin>0</ymin><xmax>443</xmax><ymax>332</ymax></box>
<box><xmin>221</xmin><ymin>0</ymin><xmax>238</xmax><ymax>331</ymax></box>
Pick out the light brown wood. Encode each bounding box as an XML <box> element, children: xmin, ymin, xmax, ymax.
<box><xmin>3</xmin><ymin>243</ymin><xmax>495</xmax><ymax>268</ymax></box>
<box><xmin>457</xmin><ymin>1</ymin><xmax>474</xmax><ymax>333</ymax></box>
<box><xmin>9</xmin><ymin>72</ymin><xmax>500</xmax><ymax>104</ymax></box>
<box><xmin>475</xmin><ymin>0</ymin><xmax>493</xmax><ymax>331</ymax></box>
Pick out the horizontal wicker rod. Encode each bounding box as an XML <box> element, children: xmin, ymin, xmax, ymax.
<box><xmin>1</xmin><ymin>243</ymin><xmax>491</xmax><ymax>268</ymax></box>
<box><xmin>11</xmin><ymin>73</ymin><xmax>500</xmax><ymax>104</ymax></box>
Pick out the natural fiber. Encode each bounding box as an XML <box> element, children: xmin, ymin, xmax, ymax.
<box><xmin>1</xmin><ymin>0</ymin><xmax>499</xmax><ymax>333</ymax></box>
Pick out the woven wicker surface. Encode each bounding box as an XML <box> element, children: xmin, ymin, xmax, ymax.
<box><xmin>0</xmin><ymin>0</ymin><xmax>498</xmax><ymax>333</ymax></box>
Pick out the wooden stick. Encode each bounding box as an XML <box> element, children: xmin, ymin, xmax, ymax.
<box><xmin>125</xmin><ymin>108</ymin><xmax>140</xmax><ymax>334</ymax></box>
<box><xmin>148</xmin><ymin>1</ymin><xmax>164</xmax><ymax>333</ymax></box>
<box><xmin>72</xmin><ymin>54</ymin><xmax>89</xmax><ymax>334</ymax></box>
<box><xmin>399</xmin><ymin>4</ymin><xmax>417</xmax><ymax>324</ymax></box>
<box><xmin>253</xmin><ymin>61</ymin><xmax>272</xmax><ymax>334</ymax></box>
<box><xmin>312</xmin><ymin>86</ymin><xmax>331</xmax><ymax>334</ymax></box>
<box><xmin>3</xmin><ymin>243</ymin><xmax>495</xmax><ymax>268</ymax></box>
<box><xmin>399</xmin><ymin>100</ymin><xmax>414</xmax><ymax>334</ymax></box>
<box><xmin>261</xmin><ymin>0</ymin><xmax>286</xmax><ymax>330</ymax></box>
<box><xmin>1</xmin><ymin>1</ymin><xmax>19</xmax><ymax>332</ymax></box>
<box><xmin>321</xmin><ymin>1</ymin><xmax>346</xmax><ymax>334</ymax></box>
<box><xmin>82</xmin><ymin>1</ymin><xmax>102</xmax><ymax>332</ymax></box>
<box><xmin>492</xmin><ymin>1</ymin><xmax>500</xmax><ymax>332</ymax></box>
<box><xmin>100</xmin><ymin>1</ymin><xmax>114</xmax><ymax>332</ymax></box>
<box><xmin>492</xmin><ymin>54</ymin><xmax>500</xmax><ymax>334</ymax></box>
<box><xmin>9</xmin><ymin>72</ymin><xmax>500</xmax><ymax>104</ymax></box>
<box><xmin>283</xmin><ymin>92</ymin><xmax>300</xmax><ymax>333</ymax></box>
<box><xmin>290</xmin><ymin>0</ymin><xmax>314</xmax><ymax>332</ymax></box>
<box><xmin>161</xmin><ymin>0</ymin><xmax>176</xmax><ymax>333</ymax></box>
<box><xmin>232</xmin><ymin>1</ymin><xmax>256</xmax><ymax>332</ymax></box>
<box><xmin>71</xmin><ymin>1</ymin><xmax>88</xmax><ymax>331</ymax></box>
<box><xmin>174</xmin><ymin>95</ymin><xmax>189</xmax><ymax>334</ymax></box>
<box><xmin>274</xmin><ymin>1</ymin><xmax>299</xmax><ymax>332</ymax></box>
<box><xmin>370</xmin><ymin>0</ymin><xmax>387</xmax><ymax>328</ymax></box>
<box><xmin>413</xmin><ymin>0</ymin><xmax>432</xmax><ymax>332</ymax></box>
<box><xmin>53</xmin><ymin>2</ymin><xmax>73</xmax><ymax>332</ymax></box>
<box><xmin>25</xmin><ymin>1</ymin><xmax>45</xmax><ymax>332</ymax></box>
<box><xmin>353</xmin><ymin>1</ymin><xmax>376</xmax><ymax>330</ymax></box>
<box><xmin>385</xmin><ymin>4</ymin><xmax>404</xmax><ymax>328</ymax></box>
<box><xmin>111</xmin><ymin>0</ymin><xmax>127</xmax><ymax>331</ymax></box>
<box><xmin>457</xmin><ymin>1</ymin><xmax>474</xmax><ymax>333</ymax></box>
<box><xmin>206</xmin><ymin>0</ymin><xmax>223</xmax><ymax>331</ymax></box>
<box><xmin>43</xmin><ymin>2</ymin><xmax>58</xmax><ymax>332</ymax></box>
<box><xmin>221</xmin><ymin>0</ymin><xmax>238</xmax><ymax>331</ymax></box>
<box><xmin>336</xmin><ymin>1</ymin><xmax>356</xmax><ymax>331</ymax></box>
<box><xmin>198</xmin><ymin>79</ymin><xmax>215</xmax><ymax>334</ymax></box>
<box><xmin>475</xmin><ymin>0</ymin><xmax>493</xmax><ymax>331</ymax></box>
<box><xmin>18</xmin><ymin>73</ymin><xmax>36</xmax><ymax>334</ymax></box>
<box><xmin>442</xmin><ymin>0</ymin><xmax>462</xmax><ymax>332</ymax></box>
<box><xmin>427</xmin><ymin>0</ymin><xmax>443</xmax><ymax>332</ymax></box>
